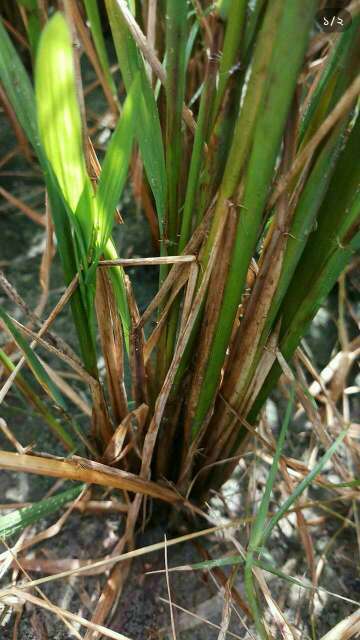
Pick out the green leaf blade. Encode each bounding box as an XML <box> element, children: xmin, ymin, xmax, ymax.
<box><xmin>0</xmin><ymin>485</ymin><xmax>84</xmax><ymax>540</ymax></box>
<box><xmin>0</xmin><ymin>307</ymin><xmax>67</xmax><ymax>411</ymax></box>
<box><xmin>35</xmin><ymin>12</ymin><xmax>95</xmax><ymax>253</ymax></box>
<box><xmin>95</xmin><ymin>77</ymin><xmax>138</xmax><ymax>256</ymax></box>
<box><xmin>106</xmin><ymin>0</ymin><xmax>167</xmax><ymax>236</ymax></box>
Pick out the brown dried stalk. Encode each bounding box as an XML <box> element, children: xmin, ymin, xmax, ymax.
<box><xmin>99</xmin><ymin>255</ymin><xmax>196</xmax><ymax>267</ymax></box>
<box><xmin>37</xmin><ymin>192</ymin><xmax>55</xmax><ymax>317</ymax></box>
<box><xmin>96</xmin><ymin>268</ymin><xmax>128</xmax><ymax>424</ymax></box>
<box><xmin>102</xmin><ymin>403</ymin><xmax>148</xmax><ymax>465</ymax></box>
<box><xmin>201</xmin><ymin>105</ymin><xmax>299</xmax><ymax>477</ymax></box>
<box><xmin>181</xmin><ymin>202</ymin><xmax>237</xmax><ymax>461</ymax></box>
<box><xmin>0</xmin><ymin>83</ymin><xmax>32</xmax><ymax>161</ymax></box>
<box><xmin>0</xmin><ymin>450</ymin><xmax>181</xmax><ymax>503</ymax></box>
<box><xmin>126</xmin><ymin>276</ymin><xmax>149</xmax><ymax>407</ymax></box>
<box><xmin>270</xmin><ymin>74</ymin><xmax>360</xmax><ymax>208</ymax></box>
<box><xmin>0</xmin><ymin>186</ymin><xmax>45</xmax><ymax>226</ymax></box>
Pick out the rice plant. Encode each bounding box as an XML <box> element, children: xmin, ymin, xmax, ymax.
<box><xmin>0</xmin><ymin>0</ymin><xmax>359</xmax><ymax>635</ymax></box>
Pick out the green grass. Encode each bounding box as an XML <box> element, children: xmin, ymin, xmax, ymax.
<box><xmin>1</xmin><ymin>0</ymin><xmax>359</xmax><ymax>505</ymax></box>
<box><xmin>0</xmin><ymin>2</ymin><xmax>359</xmax><ymax>634</ymax></box>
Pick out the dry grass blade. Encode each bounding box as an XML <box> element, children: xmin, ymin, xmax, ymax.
<box><xmin>87</xmin><ymin>560</ymin><xmax>132</xmax><ymax>640</ymax></box>
<box><xmin>181</xmin><ymin>203</ymin><xmax>237</xmax><ymax>456</ymax></box>
<box><xmin>0</xmin><ymin>520</ymin><xmax>250</xmax><ymax>593</ymax></box>
<box><xmin>305</xmin><ymin>337</ymin><xmax>360</xmax><ymax>401</ymax></box>
<box><xmin>75</xmin><ymin>499</ymin><xmax>128</xmax><ymax>514</ymax></box>
<box><xmin>139</xmin><ymin>214</ymin><xmax>227</xmax><ymax>499</ymax></box>
<box><xmin>319</xmin><ymin>609</ymin><xmax>360</xmax><ymax>640</ymax></box>
<box><xmin>138</xmin><ymin>204</ymin><xmax>213</xmax><ymax>327</ymax></box>
<box><xmin>37</xmin><ymin>193</ymin><xmax>55</xmax><ymax>317</ymax></box>
<box><xmin>0</xmin><ymin>186</ymin><xmax>45</xmax><ymax>227</ymax></box>
<box><xmin>0</xmin><ymin>450</ymin><xmax>181</xmax><ymax>503</ymax></box>
<box><xmin>164</xmin><ymin>534</ymin><xmax>177</xmax><ymax>639</ymax></box>
<box><xmin>0</xmin><ymin>531</ymin><xmax>26</xmax><ymax>582</ymax></box>
<box><xmin>102</xmin><ymin>403</ymin><xmax>148</xmax><ymax>464</ymax></box>
<box><xmin>179</xmin><ymin>261</ymin><xmax>199</xmax><ymax>337</ymax></box>
<box><xmin>159</xmin><ymin>597</ymin><xmax>244</xmax><ymax>640</ymax></box>
<box><xmin>270</xmin><ymin>74</ymin><xmax>360</xmax><ymax>207</ymax></box>
<box><xmin>139</xmin><ymin>261</ymin><xmax>190</xmax><ymax>329</ymax></box>
<box><xmin>83</xmin><ymin>560</ymin><xmax>131</xmax><ymax>640</ymax></box>
<box><xmin>126</xmin><ymin>276</ymin><xmax>149</xmax><ymax>406</ymax></box>
<box><xmin>96</xmin><ymin>268</ymin><xmax>128</xmax><ymax>423</ymax></box>
<box><xmin>0</xmin><ymin>272</ymin><xmax>87</xmax><ymax>405</ymax></box>
<box><xmin>0</xmin><ymin>270</ymin><xmax>82</xmax><ymax>366</ymax></box>
<box><xmin>1</xmin><ymin>3</ymin><xmax>359</xmax><ymax>636</ymax></box>
<box><xmin>0</xmin><ymin>417</ymin><xmax>27</xmax><ymax>454</ymax></box>
<box><xmin>0</xmin><ymin>83</ymin><xmax>32</xmax><ymax>161</ymax></box>
<box><xmin>144</xmin><ymin>266</ymin><xmax>189</xmax><ymax>364</ymax></box>
<box><xmin>9</xmin><ymin>557</ymin><xmax>111</xmax><ymax>576</ymax></box>
<box><xmin>4</xmin><ymin>541</ymin><xmax>83</xmax><ymax>639</ymax></box>
<box><xmin>233</xmin><ymin>325</ymin><xmax>281</xmax><ymax>425</ymax></box>
<box><xmin>2</xmin><ymin>312</ymin><xmax>94</xmax><ymax>385</ymax></box>
<box><xmin>39</xmin><ymin>358</ymin><xmax>92</xmax><ymax>416</ymax></box>
<box><xmin>6</xmin><ymin>588</ymin><xmax>134</xmax><ymax>640</ymax></box>
<box><xmin>253</xmin><ymin>565</ymin><xmax>298</xmax><ymax>640</ymax></box>
<box><xmin>99</xmin><ymin>255</ymin><xmax>196</xmax><ymax>267</ymax></box>
<box><xmin>217</xmin><ymin>577</ymin><xmax>232</xmax><ymax>640</ymax></box>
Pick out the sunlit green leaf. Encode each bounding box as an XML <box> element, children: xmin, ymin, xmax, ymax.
<box><xmin>0</xmin><ymin>16</ymin><xmax>98</xmax><ymax>375</ymax></box>
<box><xmin>35</xmin><ymin>12</ymin><xmax>95</xmax><ymax>256</ymax></box>
<box><xmin>94</xmin><ymin>75</ymin><xmax>139</xmax><ymax>258</ymax></box>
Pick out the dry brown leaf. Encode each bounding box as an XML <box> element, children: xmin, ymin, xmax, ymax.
<box><xmin>320</xmin><ymin>609</ymin><xmax>360</xmax><ymax>640</ymax></box>
<box><xmin>0</xmin><ymin>450</ymin><xmax>181</xmax><ymax>503</ymax></box>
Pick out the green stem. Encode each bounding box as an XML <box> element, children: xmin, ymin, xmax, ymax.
<box><xmin>192</xmin><ymin>0</ymin><xmax>317</xmax><ymax>435</ymax></box>
<box><xmin>158</xmin><ymin>0</ymin><xmax>188</xmax><ymax>382</ymax></box>
<box><xmin>244</xmin><ymin>550</ymin><xmax>268</xmax><ymax>640</ymax></box>
<box><xmin>212</xmin><ymin>0</ymin><xmax>247</xmax><ymax>121</ymax></box>
<box><xmin>179</xmin><ymin>50</ymin><xmax>217</xmax><ymax>251</ymax></box>
<box><xmin>165</xmin><ymin>0</ymin><xmax>187</xmax><ymax>248</ymax></box>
